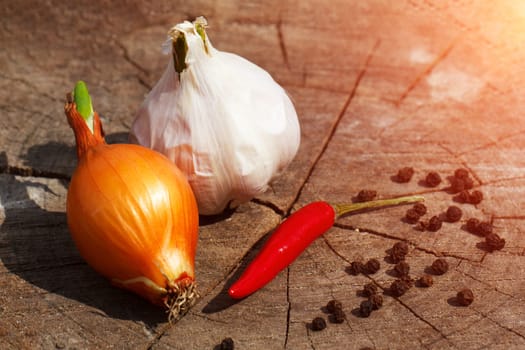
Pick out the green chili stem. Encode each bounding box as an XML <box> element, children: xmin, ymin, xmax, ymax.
<box><xmin>333</xmin><ymin>195</ymin><xmax>424</xmax><ymax>218</ymax></box>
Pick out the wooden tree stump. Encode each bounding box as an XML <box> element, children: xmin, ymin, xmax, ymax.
<box><xmin>1</xmin><ymin>1</ymin><xmax>525</xmax><ymax>349</ymax></box>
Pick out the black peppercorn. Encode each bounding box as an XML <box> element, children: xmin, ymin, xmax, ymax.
<box><xmin>415</xmin><ymin>221</ymin><xmax>429</xmax><ymax>231</ymax></box>
<box><xmin>425</xmin><ymin>171</ymin><xmax>442</xmax><ymax>187</ymax></box>
<box><xmin>468</xmin><ymin>190</ymin><xmax>483</xmax><ymax>204</ymax></box>
<box><xmin>463</xmin><ymin>177</ymin><xmax>474</xmax><ymax>190</ymax></box>
<box><xmin>456</xmin><ymin>189</ymin><xmax>483</xmax><ymax>204</ymax></box>
<box><xmin>449</xmin><ymin>177</ymin><xmax>465</xmax><ymax>194</ymax></box>
<box><xmin>404</xmin><ymin>208</ymin><xmax>421</xmax><ymax>224</ymax></box>
<box><xmin>485</xmin><ymin>233</ymin><xmax>505</xmax><ymax>252</ymax></box>
<box><xmin>362</xmin><ymin>282</ymin><xmax>378</xmax><ymax>297</ymax></box>
<box><xmin>466</xmin><ymin>218</ymin><xmax>481</xmax><ymax>234</ymax></box>
<box><xmin>347</xmin><ymin>261</ymin><xmax>365</xmax><ymax>275</ymax></box>
<box><xmin>395</xmin><ymin>167</ymin><xmax>414</xmax><ymax>183</ymax></box>
<box><xmin>455</xmin><ymin>190</ymin><xmax>471</xmax><ymax>203</ymax></box>
<box><xmin>368</xmin><ymin>294</ymin><xmax>383</xmax><ymax>310</ymax></box>
<box><xmin>311</xmin><ymin>317</ymin><xmax>327</xmax><ymax>331</ymax></box>
<box><xmin>332</xmin><ymin>308</ymin><xmax>346</xmax><ymax>324</ymax></box>
<box><xmin>219</xmin><ymin>337</ymin><xmax>234</xmax><ymax>350</ymax></box>
<box><xmin>364</xmin><ymin>258</ymin><xmax>381</xmax><ymax>274</ymax></box>
<box><xmin>445</xmin><ymin>206</ymin><xmax>462</xmax><ymax>222</ymax></box>
<box><xmin>389</xmin><ymin>279</ymin><xmax>411</xmax><ymax>297</ymax></box>
<box><xmin>427</xmin><ymin>216</ymin><xmax>443</xmax><ymax>232</ymax></box>
<box><xmin>394</xmin><ymin>261</ymin><xmax>410</xmax><ymax>277</ymax></box>
<box><xmin>418</xmin><ymin>274</ymin><xmax>433</xmax><ymax>287</ymax></box>
<box><xmin>400</xmin><ymin>275</ymin><xmax>414</xmax><ymax>287</ymax></box>
<box><xmin>454</xmin><ymin>168</ymin><xmax>469</xmax><ymax>179</ymax></box>
<box><xmin>389</xmin><ymin>241</ymin><xmax>409</xmax><ymax>263</ymax></box>
<box><xmin>431</xmin><ymin>258</ymin><xmax>449</xmax><ymax>275</ymax></box>
<box><xmin>477</xmin><ymin>222</ymin><xmax>493</xmax><ymax>237</ymax></box>
<box><xmin>456</xmin><ymin>288</ymin><xmax>474</xmax><ymax>306</ymax></box>
<box><xmin>326</xmin><ymin>299</ymin><xmax>343</xmax><ymax>313</ymax></box>
<box><xmin>413</xmin><ymin>202</ymin><xmax>427</xmax><ymax>216</ymax></box>
<box><xmin>392</xmin><ymin>241</ymin><xmax>409</xmax><ymax>256</ymax></box>
<box><xmin>359</xmin><ymin>300</ymin><xmax>374</xmax><ymax>317</ymax></box>
<box><xmin>356</xmin><ymin>189</ymin><xmax>377</xmax><ymax>202</ymax></box>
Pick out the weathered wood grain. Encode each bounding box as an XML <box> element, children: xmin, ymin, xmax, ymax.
<box><xmin>2</xmin><ymin>0</ymin><xmax>525</xmax><ymax>349</ymax></box>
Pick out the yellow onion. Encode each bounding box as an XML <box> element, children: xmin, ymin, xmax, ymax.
<box><xmin>64</xmin><ymin>81</ymin><xmax>199</xmax><ymax>321</ymax></box>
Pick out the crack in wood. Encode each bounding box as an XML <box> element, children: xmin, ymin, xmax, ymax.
<box><xmin>481</xmin><ymin>311</ymin><xmax>525</xmax><ymax>341</ymax></box>
<box><xmin>0</xmin><ymin>164</ymin><xmax>71</xmax><ymax>181</ymax></box>
<box><xmin>2</xmin><ymin>262</ymin><xmax>85</xmax><ymax>275</ymax></box>
<box><xmin>251</xmin><ymin>197</ymin><xmax>285</xmax><ymax>216</ymax></box>
<box><xmin>276</xmin><ymin>16</ymin><xmax>290</xmax><ymax>70</ymax></box>
<box><xmin>115</xmin><ymin>40</ymin><xmax>153</xmax><ymax>91</ymax></box>
<box><xmin>458</xmin><ymin>269</ymin><xmax>518</xmax><ymax>300</ymax></box>
<box><xmin>0</xmin><ymin>73</ymin><xmax>61</xmax><ymax>103</ymax></box>
<box><xmin>304</xmin><ymin>325</ymin><xmax>316</xmax><ymax>350</ymax></box>
<box><xmin>284</xmin><ymin>267</ymin><xmax>292</xmax><ymax>348</ymax></box>
<box><xmin>145</xmin><ymin>323</ymin><xmax>171</xmax><ymax>350</ymax></box>
<box><xmin>285</xmin><ymin>39</ymin><xmax>381</xmax><ymax>217</ymax></box>
<box><xmin>396</xmin><ymin>33</ymin><xmax>463</xmax><ymax>106</ymax></box>
<box><xmin>436</xmin><ymin>143</ymin><xmax>485</xmax><ymax>185</ymax></box>
<box><xmin>453</xmin><ymin>127</ymin><xmax>525</xmax><ymax>158</ymax></box>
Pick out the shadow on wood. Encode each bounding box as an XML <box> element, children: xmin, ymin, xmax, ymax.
<box><xmin>0</xmin><ymin>147</ymin><xmax>168</xmax><ymax>327</ymax></box>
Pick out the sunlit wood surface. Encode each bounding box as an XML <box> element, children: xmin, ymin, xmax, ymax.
<box><xmin>2</xmin><ymin>1</ymin><xmax>525</xmax><ymax>349</ymax></box>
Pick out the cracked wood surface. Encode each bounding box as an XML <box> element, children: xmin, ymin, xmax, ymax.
<box><xmin>1</xmin><ymin>1</ymin><xmax>525</xmax><ymax>349</ymax></box>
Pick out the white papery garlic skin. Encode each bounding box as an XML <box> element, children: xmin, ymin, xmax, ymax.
<box><xmin>130</xmin><ymin>17</ymin><xmax>300</xmax><ymax>215</ymax></box>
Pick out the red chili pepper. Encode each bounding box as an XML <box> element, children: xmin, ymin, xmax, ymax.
<box><xmin>228</xmin><ymin>195</ymin><xmax>423</xmax><ymax>299</ymax></box>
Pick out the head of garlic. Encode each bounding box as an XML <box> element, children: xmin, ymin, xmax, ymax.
<box><xmin>130</xmin><ymin>17</ymin><xmax>300</xmax><ymax>215</ymax></box>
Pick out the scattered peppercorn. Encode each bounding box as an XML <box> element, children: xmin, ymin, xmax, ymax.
<box><xmin>425</xmin><ymin>171</ymin><xmax>442</xmax><ymax>187</ymax></box>
<box><xmin>310</xmin><ymin>317</ymin><xmax>327</xmax><ymax>331</ymax></box>
<box><xmin>466</xmin><ymin>218</ymin><xmax>481</xmax><ymax>234</ymax></box>
<box><xmin>392</xmin><ymin>241</ymin><xmax>409</xmax><ymax>256</ymax></box>
<box><xmin>414</xmin><ymin>221</ymin><xmax>429</xmax><ymax>231</ymax></box>
<box><xmin>395</xmin><ymin>167</ymin><xmax>414</xmax><ymax>183</ymax></box>
<box><xmin>445</xmin><ymin>206</ymin><xmax>462</xmax><ymax>222</ymax></box>
<box><xmin>431</xmin><ymin>258</ymin><xmax>449</xmax><ymax>275</ymax></box>
<box><xmin>454</xmin><ymin>168</ymin><xmax>469</xmax><ymax>179</ymax></box>
<box><xmin>400</xmin><ymin>275</ymin><xmax>414</xmax><ymax>287</ymax></box>
<box><xmin>427</xmin><ymin>216</ymin><xmax>443</xmax><ymax>232</ymax></box>
<box><xmin>332</xmin><ymin>307</ymin><xmax>346</xmax><ymax>324</ymax></box>
<box><xmin>219</xmin><ymin>337</ymin><xmax>235</xmax><ymax>350</ymax></box>
<box><xmin>356</xmin><ymin>189</ymin><xmax>377</xmax><ymax>202</ymax></box>
<box><xmin>466</xmin><ymin>219</ymin><xmax>492</xmax><ymax>237</ymax></box>
<box><xmin>364</xmin><ymin>258</ymin><xmax>381</xmax><ymax>274</ymax></box>
<box><xmin>449</xmin><ymin>177</ymin><xmax>465</xmax><ymax>194</ymax></box>
<box><xmin>477</xmin><ymin>222</ymin><xmax>493</xmax><ymax>237</ymax></box>
<box><xmin>404</xmin><ymin>208</ymin><xmax>421</xmax><ymax>224</ymax></box>
<box><xmin>455</xmin><ymin>190</ymin><xmax>483</xmax><ymax>204</ymax></box>
<box><xmin>418</xmin><ymin>274</ymin><xmax>434</xmax><ymax>287</ymax></box>
<box><xmin>394</xmin><ymin>261</ymin><xmax>410</xmax><ymax>277</ymax></box>
<box><xmin>468</xmin><ymin>190</ymin><xmax>483</xmax><ymax>204</ymax></box>
<box><xmin>388</xmin><ymin>279</ymin><xmax>411</xmax><ymax>297</ymax></box>
<box><xmin>362</xmin><ymin>282</ymin><xmax>378</xmax><ymax>297</ymax></box>
<box><xmin>485</xmin><ymin>233</ymin><xmax>505</xmax><ymax>252</ymax></box>
<box><xmin>389</xmin><ymin>241</ymin><xmax>409</xmax><ymax>263</ymax></box>
<box><xmin>413</xmin><ymin>202</ymin><xmax>427</xmax><ymax>216</ymax></box>
<box><xmin>359</xmin><ymin>300</ymin><xmax>374</xmax><ymax>318</ymax></box>
<box><xmin>368</xmin><ymin>294</ymin><xmax>383</xmax><ymax>310</ymax></box>
<box><xmin>326</xmin><ymin>299</ymin><xmax>343</xmax><ymax>313</ymax></box>
<box><xmin>463</xmin><ymin>177</ymin><xmax>474</xmax><ymax>190</ymax></box>
<box><xmin>347</xmin><ymin>261</ymin><xmax>365</xmax><ymax>275</ymax></box>
<box><xmin>455</xmin><ymin>190</ymin><xmax>471</xmax><ymax>203</ymax></box>
<box><xmin>456</xmin><ymin>288</ymin><xmax>474</xmax><ymax>306</ymax></box>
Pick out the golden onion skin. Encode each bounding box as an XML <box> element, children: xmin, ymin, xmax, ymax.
<box><xmin>64</xmin><ymin>93</ymin><xmax>198</xmax><ymax>315</ymax></box>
